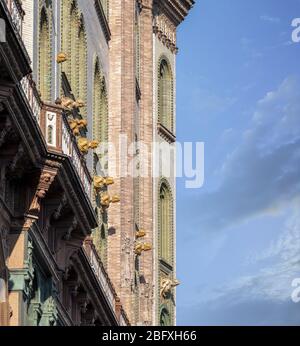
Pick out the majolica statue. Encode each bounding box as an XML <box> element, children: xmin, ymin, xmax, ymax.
<box><xmin>160</xmin><ymin>278</ymin><xmax>180</xmax><ymax>299</ymax></box>
<box><xmin>56</xmin><ymin>52</ymin><xmax>68</xmax><ymax>64</ymax></box>
<box><xmin>94</xmin><ymin>176</ymin><xmax>115</xmax><ymax>189</ymax></box>
<box><xmin>100</xmin><ymin>193</ymin><xmax>120</xmax><ymax>208</ymax></box>
<box><xmin>136</xmin><ymin>230</ymin><xmax>146</xmax><ymax>239</ymax></box>
<box><xmin>134</xmin><ymin>242</ymin><xmax>152</xmax><ymax>256</ymax></box>
<box><xmin>77</xmin><ymin>137</ymin><xmax>99</xmax><ymax>154</ymax></box>
<box><xmin>55</xmin><ymin>97</ymin><xmax>85</xmax><ymax>112</ymax></box>
<box><xmin>69</xmin><ymin>119</ymin><xmax>87</xmax><ymax>136</ymax></box>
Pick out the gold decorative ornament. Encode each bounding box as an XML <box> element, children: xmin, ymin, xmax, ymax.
<box><xmin>100</xmin><ymin>193</ymin><xmax>111</xmax><ymax>208</ymax></box>
<box><xmin>89</xmin><ymin>140</ymin><xmax>99</xmax><ymax>149</ymax></box>
<box><xmin>136</xmin><ymin>230</ymin><xmax>146</xmax><ymax>239</ymax></box>
<box><xmin>77</xmin><ymin>137</ymin><xmax>89</xmax><ymax>154</ymax></box>
<box><xmin>99</xmin><ymin>193</ymin><xmax>120</xmax><ymax>208</ymax></box>
<box><xmin>160</xmin><ymin>278</ymin><xmax>180</xmax><ymax>299</ymax></box>
<box><xmin>56</xmin><ymin>52</ymin><xmax>68</xmax><ymax>64</ymax></box>
<box><xmin>77</xmin><ymin>138</ymin><xmax>99</xmax><ymax>154</ymax></box>
<box><xmin>55</xmin><ymin>96</ymin><xmax>74</xmax><ymax>111</ymax></box>
<box><xmin>55</xmin><ymin>97</ymin><xmax>86</xmax><ymax>112</ymax></box>
<box><xmin>134</xmin><ymin>242</ymin><xmax>152</xmax><ymax>256</ymax></box>
<box><xmin>73</xmin><ymin>99</ymin><xmax>85</xmax><ymax>108</ymax></box>
<box><xmin>69</xmin><ymin>119</ymin><xmax>88</xmax><ymax>136</ymax></box>
<box><xmin>110</xmin><ymin>195</ymin><xmax>120</xmax><ymax>203</ymax></box>
<box><xmin>94</xmin><ymin>176</ymin><xmax>106</xmax><ymax>189</ymax></box>
<box><xmin>94</xmin><ymin>176</ymin><xmax>115</xmax><ymax>189</ymax></box>
<box><xmin>105</xmin><ymin>177</ymin><xmax>115</xmax><ymax>186</ymax></box>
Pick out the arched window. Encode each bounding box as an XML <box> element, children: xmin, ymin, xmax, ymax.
<box><xmin>160</xmin><ymin>306</ymin><xmax>171</xmax><ymax>326</ymax></box>
<box><xmin>38</xmin><ymin>8</ymin><xmax>51</xmax><ymax>101</ymax></box>
<box><xmin>158</xmin><ymin>58</ymin><xmax>174</xmax><ymax>132</ymax></box>
<box><xmin>159</xmin><ymin>181</ymin><xmax>173</xmax><ymax>262</ymax></box>
<box><xmin>69</xmin><ymin>2</ymin><xmax>79</xmax><ymax>97</ymax></box>
<box><xmin>61</xmin><ymin>0</ymin><xmax>88</xmax><ymax>103</ymax></box>
<box><xmin>100</xmin><ymin>0</ymin><xmax>109</xmax><ymax>18</ymax></box>
<box><xmin>78</xmin><ymin>18</ymin><xmax>87</xmax><ymax>117</ymax></box>
<box><xmin>93</xmin><ymin>59</ymin><xmax>108</xmax><ymax>172</ymax></box>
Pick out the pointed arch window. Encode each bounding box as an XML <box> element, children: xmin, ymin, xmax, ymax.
<box><xmin>61</xmin><ymin>1</ymin><xmax>87</xmax><ymax>106</ymax></box>
<box><xmin>159</xmin><ymin>181</ymin><xmax>173</xmax><ymax>263</ymax></box>
<box><xmin>78</xmin><ymin>18</ymin><xmax>88</xmax><ymax>117</ymax></box>
<box><xmin>38</xmin><ymin>7</ymin><xmax>51</xmax><ymax>101</ymax></box>
<box><xmin>93</xmin><ymin>59</ymin><xmax>108</xmax><ymax>149</ymax></box>
<box><xmin>100</xmin><ymin>0</ymin><xmax>109</xmax><ymax>18</ymax></box>
<box><xmin>158</xmin><ymin>59</ymin><xmax>174</xmax><ymax>132</ymax></box>
<box><xmin>160</xmin><ymin>306</ymin><xmax>171</xmax><ymax>326</ymax></box>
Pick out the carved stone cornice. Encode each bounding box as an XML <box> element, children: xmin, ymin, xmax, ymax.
<box><xmin>157</xmin><ymin>122</ymin><xmax>176</xmax><ymax>143</ymax></box>
<box><xmin>153</xmin><ymin>13</ymin><xmax>178</xmax><ymax>53</ymax></box>
<box><xmin>153</xmin><ymin>0</ymin><xmax>195</xmax><ymax>27</ymax></box>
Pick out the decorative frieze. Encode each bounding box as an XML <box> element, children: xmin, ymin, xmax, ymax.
<box><xmin>153</xmin><ymin>13</ymin><xmax>177</xmax><ymax>54</ymax></box>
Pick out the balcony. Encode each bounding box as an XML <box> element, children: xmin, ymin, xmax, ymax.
<box><xmin>83</xmin><ymin>239</ymin><xmax>130</xmax><ymax>326</ymax></box>
<box><xmin>6</xmin><ymin>0</ymin><xmax>24</xmax><ymax>35</ymax></box>
<box><xmin>19</xmin><ymin>74</ymin><xmax>92</xmax><ymax>199</ymax></box>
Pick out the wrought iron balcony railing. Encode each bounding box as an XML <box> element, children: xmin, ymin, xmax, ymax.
<box><xmin>6</xmin><ymin>0</ymin><xmax>24</xmax><ymax>35</ymax></box>
<box><xmin>83</xmin><ymin>238</ymin><xmax>130</xmax><ymax>326</ymax></box>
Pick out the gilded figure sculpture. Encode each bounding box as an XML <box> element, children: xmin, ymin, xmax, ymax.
<box><xmin>78</xmin><ymin>137</ymin><xmax>99</xmax><ymax>154</ymax></box>
<box><xmin>134</xmin><ymin>242</ymin><xmax>152</xmax><ymax>256</ymax></box>
<box><xmin>160</xmin><ymin>278</ymin><xmax>180</xmax><ymax>299</ymax></box>
<box><xmin>56</xmin><ymin>52</ymin><xmax>68</xmax><ymax>64</ymax></box>
<box><xmin>136</xmin><ymin>230</ymin><xmax>146</xmax><ymax>239</ymax></box>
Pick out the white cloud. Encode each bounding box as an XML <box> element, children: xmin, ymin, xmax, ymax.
<box><xmin>186</xmin><ymin>76</ymin><xmax>300</xmax><ymax>232</ymax></box>
<box><xmin>260</xmin><ymin>15</ymin><xmax>281</xmax><ymax>23</ymax></box>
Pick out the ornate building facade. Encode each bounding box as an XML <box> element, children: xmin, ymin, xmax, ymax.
<box><xmin>0</xmin><ymin>0</ymin><xmax>194</xmax><ymax>326</ymax></box>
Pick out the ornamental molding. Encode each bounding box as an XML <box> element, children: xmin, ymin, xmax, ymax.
<box><xmin>153</xmin><ymin>0</ymin><xmax>195</xmax><ymax>27</ymax></box>
<box><xmin>153</xmin><ymin>13</ymin><xmax>178</xmax><ymax>54</ymax></box>
<box><xmin>94</xmin><ymin>0</ymin><xmax>111</xmax><ymax>42</ymax></box>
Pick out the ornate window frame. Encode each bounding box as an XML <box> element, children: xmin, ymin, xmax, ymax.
<box><xmin>157</xmin><ymin>56</ymin><xmax>175</xmax><ymax>139</ymax></box>
<box><xmin>38</xmin><ymin>3</ymin><xmax>52</xmax><ymax>101</ymax></box>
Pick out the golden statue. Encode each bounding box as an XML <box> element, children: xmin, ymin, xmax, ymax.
<box><xmin>77</xmin><ymin>137</ymin><xmax>89</xmax><ymax>154</ymax></box>
<box><xmin>134</xmin><ymin>242</ymin><xmax>152</xmax><ymax>256</ymax></box>
<box><xmin>56</xmin><ymin>96</ymin><xmax>74</xmax><ymax>111</ymax></box>
<box><xmin>100</xmin><ymin>194</ymin><xmax>111</xmax><ymax>208</ymax></box>
<box><xmin>56</xmin><ymin>97</ymin><xmax>86</xmax><ymax>112</ymax></box>
<box><xmin>94</xmin><ymin>176</ymin><xmax>106</xmax><ymax>189</ymax></box>
<box><xmin>89</xmin><ymin>140</ymin><xmax>99</xmax><ymax>149</ymax></box>
<box><xmin>56</xmin><ymin>52</ymin><xmax>68</xmax><ymax>64</ymax></box>
<box><xmin>77</xmin><ymin>138</ymin><xmax>99</xmax><ymax>154</ymax></box>
<box><xmin>136</xmin><ymin>230</ymin><xmax>146</xmax><ymax>239</ymax></box>
<box><xmin>99</xmin><ymin>193</ymin><xmax>120</xmax><ymax>208</ymax></box>
<box><xmin>105</xmin><ymin>177</ymin><xmax>115</xmax><ymax>186</ymax></box>
<box><xmin>110</xmin><ymin>195</ymin><xmax>120</xmax><ymax>203</ymax></box>
<box><xmin>69</xmin><ymin>119</ymin><xmax>88</xmax><ymax>136</ymax></box>
<box><xmin>160</xmin><ymin>278</ymin><xmax>180</xmax><ymax>299</ymax></box>
<box><xmin>73</xmin><ymin>99</ymin><xmax>85</xmax><ymax>108</ymax></box>
<box><xmin>94</xmin><ymin>176</ymin><xmax>115</xmax><ymax>189</ymax></box>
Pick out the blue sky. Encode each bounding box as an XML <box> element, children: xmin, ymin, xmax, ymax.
<box><xmin>176</xmin><ymin>0</ymin><xmax>300</xmax><ymax>325</ymax></box>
